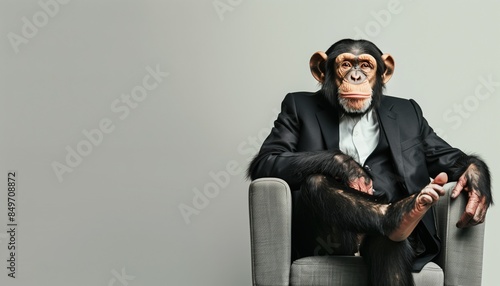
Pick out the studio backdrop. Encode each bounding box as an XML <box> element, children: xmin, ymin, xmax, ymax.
<box><xmin>1</xmin><ymin>1</ymin><xmax>499</xmax><ymax>285</ymax></box>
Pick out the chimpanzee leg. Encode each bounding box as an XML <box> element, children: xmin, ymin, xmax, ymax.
<box><xmin>301</xmin><ymin>174</ymin><xmax>446</xmax><ymax>285</ymax></box>
<box><xmin>360</xmin><ymin>235</ymin><xmax>415</xmax><ymax>286</ymax></box>
<box><xmin>301</xmin><ymin>175</ymin><xmax>415</xmax><ymax>285</ymax></box>
<box><xmin>300</xmin><ymin>174</ymin><xmax>445</xmax><ymax>239</ymax></box>
<box><xmin>300</xmin><ymin>174</ymin><xmax>401</xmax><ymax>236</ymax></box>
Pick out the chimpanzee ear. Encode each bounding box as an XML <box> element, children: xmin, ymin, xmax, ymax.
<box><xmin>381</xmin><ymin>54</ymin><xmax>395</xmax><ymax>84</ymax></box>
<box><xmin>309</xmin><ymin>51</ymin><xmax>327</xmax><ymax>83</ymax></box>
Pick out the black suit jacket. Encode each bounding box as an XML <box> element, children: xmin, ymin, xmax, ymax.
<box><xmin>249</xmin><ymin>91</ymin><xmax>466</xmax><ymax>270</ymax></box>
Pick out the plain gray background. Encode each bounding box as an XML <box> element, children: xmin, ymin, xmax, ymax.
<box><xmin>1</xmin><ymin>0</ymin><xmax>499</xmax><ymax>285</ymax></box>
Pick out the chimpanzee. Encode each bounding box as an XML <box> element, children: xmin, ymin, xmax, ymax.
<box><xmin>247</xmin><ymin>39</ymin><xmax>492</xmax><ymax>286</ymax></box>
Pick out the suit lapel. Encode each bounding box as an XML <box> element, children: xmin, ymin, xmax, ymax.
<box><xmin>377</xmin><ymin>100</ymin><xmax>406</xmax><ymax>183</ymax></box>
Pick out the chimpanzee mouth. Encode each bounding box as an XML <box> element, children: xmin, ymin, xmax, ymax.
<box><xmin>340</xmin><ymin>93</ymin><xmax>371</xmax><ymax>99</ymax></box>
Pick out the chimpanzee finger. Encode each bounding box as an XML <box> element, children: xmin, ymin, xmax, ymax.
<box><xmin>349</xmin><ymin>178</ymin><xmax>373</xmax><ymax>195</ymax></box>
<box><xmin>364</xmin><ymin>178</ymin><xmax>373</xmax><ymax>195</ymax></box>
<box><xmin>472</xmin><ymin>193</ymin><xmax>488</xmax><ymax>224</ymax></box>
<box><xmin>456</xmin><ymin>193</ymin><xmax>481</xmax><ymax>228</ymax></box>
<box><xmin>451</xmin><ymin>174</ymin><xmax>467</xmax><ymax>199</ymax></box>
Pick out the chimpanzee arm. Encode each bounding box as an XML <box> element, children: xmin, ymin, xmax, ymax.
<box><xmin>407</xmin><ymin>99</ymin><xmax>466</xmax><ymax>180</ymax></box>
<box><xmin>246</xmin><ymin>93</ymin><xmax>310</xmax><ymax>189</ymax></box>
<box><xmin>247</xmin><ymin>93</ymin><xmax>371</xmax><ymax>192</ymax></box>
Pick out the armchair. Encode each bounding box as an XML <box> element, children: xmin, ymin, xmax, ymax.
<box><xmin>249</xmin><ymin>177</ymin><xmax>486</xmax><ymax>286</ymax></box>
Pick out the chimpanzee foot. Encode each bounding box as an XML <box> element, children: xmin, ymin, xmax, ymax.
<box><xmin>388</xmin><ymin>172</ymin><xmax>448</xmax><ymax>241</ymax></box>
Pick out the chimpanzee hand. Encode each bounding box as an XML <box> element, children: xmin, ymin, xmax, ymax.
<box><xmin>451</xmin><ymin>163</ymin><xmax>491</xmax><ymax>228</ymax></box>
<box><xmin>333</xmin><ymin>153</ymin><xmax>373</xmax><ymax>195</ymax></box>
<box><xmin>348</xmin><ymin>171</ymin><xmax>373</xmax><ymax>195</ymax></box>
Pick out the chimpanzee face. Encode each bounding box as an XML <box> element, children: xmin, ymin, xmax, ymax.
<box><xmin>309</xmin><ymin>39</ymin><xmax>394</xmax><ymax>115</ymax></box>
<box><xmin>335</xmin><ymin>52</ymin><xmax>378</xmax><ymax>113</ymax></box>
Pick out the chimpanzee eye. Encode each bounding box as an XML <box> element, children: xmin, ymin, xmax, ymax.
<box><xmin>341</xmin><ymin>62</ymin><xmax>351</xmax><ymax>68</ymax></box>
<box><xmin>361</xmin><ymin>62</ymin><xmax>372</xmax><ymax>69</ymax></box>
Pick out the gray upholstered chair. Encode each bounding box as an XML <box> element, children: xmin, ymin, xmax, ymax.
<box><xmin>249</xmin><ymin>177</ymin><xmax>486</xmax><ymax>286</ymax></box>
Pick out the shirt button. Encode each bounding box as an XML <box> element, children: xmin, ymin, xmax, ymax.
<box><xmin>354</xmin><ymin>131</ymin><xmax>359</xmax><ymax>136</ymax></box>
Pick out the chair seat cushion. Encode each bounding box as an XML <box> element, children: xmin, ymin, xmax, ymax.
<box><xmin>290</xmin><ymin>256</ymin><xmax>443</xmax><ymax>285</ymax></box>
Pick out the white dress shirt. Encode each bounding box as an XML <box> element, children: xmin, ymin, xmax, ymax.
<box><xmin>338</xmin><ymin>110</ymin><xmax>380</xmax><ymax>166</ymax></box>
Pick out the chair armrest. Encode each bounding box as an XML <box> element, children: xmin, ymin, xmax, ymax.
<box><xmin>435</xmin><ymin>182</ymin><xmax>486</xmax><ymax>286</ymax></box>
<box><xmin>249</xmin><ymin>178</ymin><xmax>292</xmax><ymax>286</ymax></box>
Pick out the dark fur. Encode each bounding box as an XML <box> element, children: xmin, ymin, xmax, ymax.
<box><xmin>291</xmin><ymin>150</ymin><xmax>372</xmax><ymax>185</ymax></box>
<box><xmin>300</xmin><ymin>172</ymin><xmax>417</xmax><ymax>286</ymax></box>
<box><xmin>301</xmin><ymin>174</ymin><xmax>417</xmax><ymax>236</ymax></box>
<box><xmin>360</xmin><ymin>235</ymin><xmax>415</xmax><ymax>286</ymax></box>
<box><xmin>246</xmin><ymin>149</ymin><xmax>372</xmax><ymax>188</ymax></box>
<box><xmin>453</xmin><ymin>154</ymin><xmax>493</xmax><ymax>206</ymax></box>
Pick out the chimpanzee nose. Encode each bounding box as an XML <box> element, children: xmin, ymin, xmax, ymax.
<box><xmin>348</xmin><ymin>70</ymin><xmax>366</xmax><ymax>84</ymax></box>
<box><xmin>350</xmin><ymin>72</ymin><xmax>362</xmax><ymax>82</ymax></box>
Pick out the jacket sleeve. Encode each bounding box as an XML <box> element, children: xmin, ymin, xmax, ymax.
<box><xmin>409</xmin><ymin>99</ymin><xmax>466</xmax><ymax>181</ymax></box>
<box><xmin>247</xmin><ymin>94</ymin><xmax>340</xmax><ymax>190</ymax></box>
